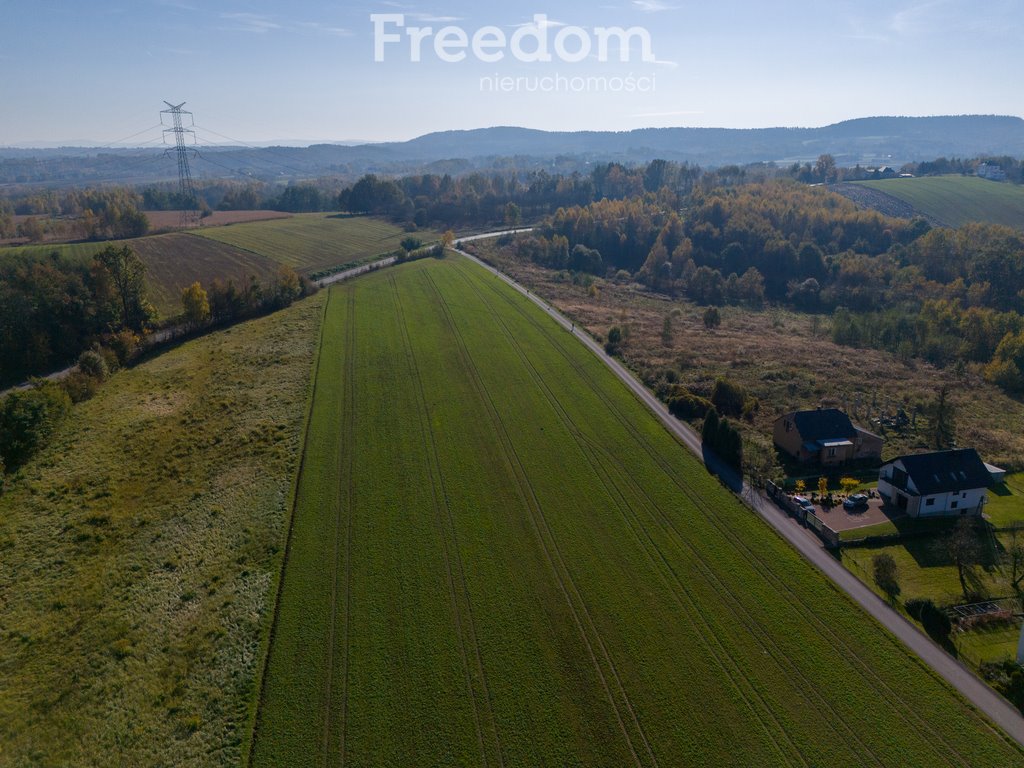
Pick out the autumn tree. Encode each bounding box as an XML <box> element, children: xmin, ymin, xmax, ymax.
<box><xmin>181</xmin><ymin>281</ymin><xmax>210</xmax><ymax>327</ymax></box>
<box><xmin>504</xmin><ymin>202</ymin><xmax>522</xmax><ymax>228</ymax></box>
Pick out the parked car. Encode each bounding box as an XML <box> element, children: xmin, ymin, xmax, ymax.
<box><xmin>843</xmin><ymin>493</ymin><xmax>869</xmax><ymax>510</ymax></box>
<box><xmin>793</xmin><ymin>495</ymin><xmax>815</xmax><ymax>512</ymax></box>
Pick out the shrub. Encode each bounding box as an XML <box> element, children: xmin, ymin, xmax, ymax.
<box><xmin>0</xmin><ymin>382</ymin><xmax>72</xmax><ymax>469</ymax></box>
<box><xmin>62</xmin><ymin>370</ymin><xmax>100</xmax><ymax>403</ymax></box>
<box><xmin>710</xmin><ymin>376</ymin><xmax>747</xmax><ymax>417</ymax></box>
<box><xmin>605</xmin><ymin>326</ymin><xmax>623</xmax><ymax>356</ymax></box>
<box><xmin>703</xmin><ymin>306</ymin><xmax>721</xmax><ymax>329</ymax></box>
<box><xmin>96</xmin><ymin>346</ymin><xmax>121</xmax><ymax>374</ymax></box>
<box><xmin>905</xmin><ymin>598</ymin><xmax>952</xmax><ymax>647</ymax></box>
<box><xmin>106</xmin><ymin>330</ymin><xmax>140</xmax><ymax>367</ymax></box>
<box><xmin>872</xmin><ymin>553</ymin><xmax>900</xmax><ymax>601</ymax></box>
<box><xmin>77</xmin><ymin>350</ymin><xmax>109</xmax><ymax>382</ymax></box>
<box><xmin>668</xmin><ymin>392</ymin><xmax>712</xmax><ymax>421</ymax></box>
<box><xmin>700</xmin><ymin>409</ymin><xmax>742</xmax><ymax>469</ymax></box>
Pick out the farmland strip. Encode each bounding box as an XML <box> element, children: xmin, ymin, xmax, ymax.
<box><xmin>422</xmin><ymin>269</ymin><xmax>655</xmax><ymax>768</ymax></box>
<box><xmin>389</xmin><ymin>273</ymin><xmax>503</xmax><ymax>768</ymax></box>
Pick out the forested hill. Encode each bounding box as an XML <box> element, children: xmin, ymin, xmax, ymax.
<box><xmin>392</xmin><ymin>116</ymin><xmax>1024</xmax><ymax>165</ymax></box>
<box><xmin>3</xmin><ymin>116</ymin><xmax>1023</xmax><ymax>186</ymax></box>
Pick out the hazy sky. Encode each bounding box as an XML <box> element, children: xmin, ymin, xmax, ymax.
<box><xmin>1</xmin><ymin>0</ymin><xmax>1022</xmax><ymax>146</ymax></box>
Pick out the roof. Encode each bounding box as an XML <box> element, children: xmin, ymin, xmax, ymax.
<box><xmin>789</xmin><ymin>408</ymin><xmax>855</xmax><ymax>443</ymax></box>
<box><xmin>888</xmin><ymin>449</ymin><xmax>991</xmax><ymax>496</ymax></box>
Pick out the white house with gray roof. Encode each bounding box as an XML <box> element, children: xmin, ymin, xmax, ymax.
<box><xmin>877</xmin><ymin>448</ymin><xmax>991</xmax><ymax>517</ymax></box>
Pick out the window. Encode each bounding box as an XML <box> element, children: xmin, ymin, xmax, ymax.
<box><xmin>827</xmin><ymin>448</ymin><xmax>836</xmax><ymax>458</ymax></box>
<box><xmin>925</xmin><ymin>498</ymin><xmax>935</xmax><ymax>507</ymax></box>
<box><xmin>951</xmin><ymin>501</ymin><xmax>958</xmax><ymax>509</ymax></box>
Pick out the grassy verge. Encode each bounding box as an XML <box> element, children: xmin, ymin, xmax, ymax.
<box><xmin>0</xmin><ymin>292</ymin><xmax>325</xmax><ymax>765</ymax></box>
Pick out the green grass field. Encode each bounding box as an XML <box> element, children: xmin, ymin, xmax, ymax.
<box><xmin>194</xmin><ymin>214</ymin><xmax>430</xmax><ymax>276</ymax></box>
<box><xmin>857</xmin><ymin>176</ymin><xmax>1024</xmax><ymax>229</ymax></box>
<box><xmin>251</xmin><ymin>254</ymin><xmax>1021</xmax><ymax>767</ymax></box>
<box><xmin>0</xmin><ymin>293</ymin><xmax>324</xmax><ymax>765</ymax></box>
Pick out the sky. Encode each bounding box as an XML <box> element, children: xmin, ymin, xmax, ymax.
<box><xmin>1</xmin><ymin>0</ymin><xmax>1022</xmax><ymax>146</ymax></box>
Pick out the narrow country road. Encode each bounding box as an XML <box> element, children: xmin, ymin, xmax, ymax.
<box><xmin>454</xmin><ymin>244</ymin><xmax>1024</xmax><ymax>749</ymax></box>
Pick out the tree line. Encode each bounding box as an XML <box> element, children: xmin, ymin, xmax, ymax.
<box><xmin>0</xmin><ymin>246</ymin><xmax>154</xmax><ymax>387</ymax></box>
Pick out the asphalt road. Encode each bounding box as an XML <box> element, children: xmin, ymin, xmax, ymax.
<box><xmin>454</xmin><ymin>244</ymin><xmax>1024</xmax><ymax>749</ymax></box>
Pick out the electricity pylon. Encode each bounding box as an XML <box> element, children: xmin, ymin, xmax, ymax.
<box><xmin>160</xmin><ymin>101</ymin><xmax>200</xmax><ymax>228</ymax></box>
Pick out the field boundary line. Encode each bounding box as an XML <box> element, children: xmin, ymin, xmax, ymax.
<box><xmin>244</xmin><ymin>289</ymin><xmax>332</xmax><ymax>768</ymax></box>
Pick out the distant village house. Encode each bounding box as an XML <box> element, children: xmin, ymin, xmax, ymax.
<box><xmin>977</xmin><ymin>163</ymin><xmax>1007</xmax><ymax>181</ymax></box>
<box><xmin>773</xmin><ymin>408</ymin><xmax>883</xmax><ymax>466</ymax></box>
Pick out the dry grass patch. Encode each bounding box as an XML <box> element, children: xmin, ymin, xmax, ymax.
<box><xmin>0</xmin><ymin>293</ymin><xmax>324</xmax><ymax>765</ymax></box>
<box><xmin>472</xmin><ymin>239</ymin><xmax>1024</xmax><ymax>468</ymax></box>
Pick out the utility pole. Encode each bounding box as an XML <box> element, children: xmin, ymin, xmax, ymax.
<box><xmin>160</xmin><ymin>101</ymin><xmax>199</xmax><ymax>228</ymax></box>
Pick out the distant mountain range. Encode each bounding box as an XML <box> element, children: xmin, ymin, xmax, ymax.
<box><xmin>2</xmin><ymin>115</ymin><xmax>1022</xmax><ymax>187</ymax></box>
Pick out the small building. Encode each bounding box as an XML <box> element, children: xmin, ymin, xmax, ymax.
<box><xmin>877</xmin><ymin>448</ymin><xmax>991</xmax><ymax>517</ymax></box>
<box><xmin>773</xmin><ymin>408</ymin><xmax>883</xmax><ymax>466</ymax></box>
<box><xmin>977</xmin><ymin>163</ymin><xmax>1007</xmax><ymax>181</ymax></box>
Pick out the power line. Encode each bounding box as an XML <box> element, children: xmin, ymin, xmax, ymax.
<box><xmin>193</xmin><ymin>124</ymin><xmax>315</xmax><ymax>177</ymax></box>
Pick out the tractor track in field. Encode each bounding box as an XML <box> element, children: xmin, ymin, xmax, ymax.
<box><xmin>319</xmin><ymin>289</ymin><xmax>357</xmax><ymax>767</ymax></box>
<box><xmin>247</xmin><ymin>290</ymin><xmax>333</xmax><ymax>768</ymax></box>
<box><xmin>445</xmin><ymin>263</ymin><xmax>809</xmax><ymax>766</ymax></box>
<box><xmin>451</xmin><ymin>256</ymin><xmax>980</xmax><ymax>765</ymax></box>
<box><xmin>389</xmin><ymin>274</ymin><xmax>504</xmax><ymax>768</ymax></box>
<box><xmin>423</xmin><ymin>269</ymin><xmax>655</xmax><ymax>768</ymax></box>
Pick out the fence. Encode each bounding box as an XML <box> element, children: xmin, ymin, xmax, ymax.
<box><xmin>765</xmin><ymin>481</ymin><xmax>840</xmax><ymax>549</ymax></box>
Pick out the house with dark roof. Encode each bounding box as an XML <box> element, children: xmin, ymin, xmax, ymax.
<box><xmin>877</xmin><ymin>448</ymin><xmax>991</xmax><ymax>517</ymax></box>
<box><xmin>773</xmin><ymin>408</ymin><xmax>882</xmax><ymax>466</ymax></box>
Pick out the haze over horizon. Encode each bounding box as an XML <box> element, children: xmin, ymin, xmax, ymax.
<box><xmin>2</xmin><ymin>0</ymin><xmax>1022</xmax><ymax>147</ymax></box>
